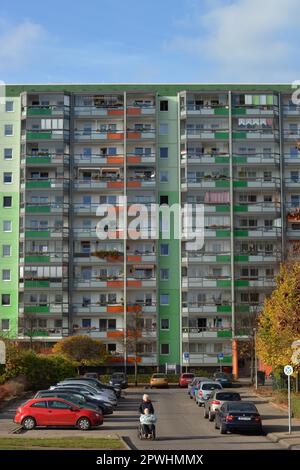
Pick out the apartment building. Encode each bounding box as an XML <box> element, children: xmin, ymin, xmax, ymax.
<box><xmin>0</xmin><ymin>84</ymin><xmax>299</xmax><ymax>374</ymax></box>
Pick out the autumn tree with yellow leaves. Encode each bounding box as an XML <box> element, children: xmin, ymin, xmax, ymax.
<box><xmin>257</xmin><ymin>262</ymin><xmax>300</xmax><ymax>371</ymax></box>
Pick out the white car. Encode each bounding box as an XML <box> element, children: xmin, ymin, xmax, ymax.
<box><xmin>195</xmin><ymin>381</ymin><xmax>223</xmax><ymax>406</ymax></box>
<box><xmin>53</xmin><ymin>382</ymin><xmax>117</xmax><ymax>406</ymax></box>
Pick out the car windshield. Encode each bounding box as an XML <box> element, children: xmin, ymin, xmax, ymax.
<box><xmin>182</xmin><ymin>374</ymin><xmax>194</xmax><ymax>378</ymax></box>
<box><xmin>202</xmin><ymin>383</ymin><xmax>222</xmax><ymax>390</ymax></box>
<box><xmin>215</xmin><ymin>392</ymin><xmax>240</xmax><ymax>401</ymax></box>
<box><xmin>215</xmin><ymin>373</ymin><xmax>229</xmax><ymax>378</ymax></box>
<box><xmin>152</xmin><ymin>374</ymin><xmax>166</xmax><ymax>378</ymax></box>
<box><xmin>112</xmin><ymin>374</ymin><xmax>125</xmax><ymax>378</ymax></box>
<box><xmin>228</xmin><ymin>403</ymin><xmax>257</xmax><ymax>412</ymax></box>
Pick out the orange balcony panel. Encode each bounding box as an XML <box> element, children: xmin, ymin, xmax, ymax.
<box><xmin>107</xmin><ymin>156</ymin><xmax>124</xmax><ymax>164</ymax></box>
<box><xmin>108</xmin><ymin>356</ymin><xmax>123</xmax><ymax>363</ymax></box>
<box><xmin>127</xmin><ymin>280</ymin><xmax>142</xmax><ymax>288</ymax></box>
<box><xmin>127</xmin><ymin>305</ymin><xmax>142</xmax><ymax>313</ymax></box>
<box><xmin>107</xmin><ymin>181</ymin><xmax>124</xmax><ymax>189</ymax></box>
<box><xmin>127</xmin><ymin>181</ymin><xmax>141</xmax><ymax>188</ymax></box>
<box><xmin>128</xmin><ymin>356</ymin><xmax>142</xmax><ymax>363</ymax></box>
<box><xmin>107</xmin><ymin>280</ymin><xmax>123</xmax><ymax>288</ymax></box>
<box><xmin>107</xmin><ymin>331</ymin><xmax>124</xmax><ymax>338</ymax></box>
<box><xmin>107</xmin><ymin>305</ymin><xmax>124</xmax><ymax>313</ymax></box>
<box><xmin>127</xmin><ymin>132</ymin><xmax>141</xmax><ymax>139</ymax></box>
<box><xmin>127</xmin><ymin>255</ymin><xmax>141</xmax><ymax>263</ymax></box>
<box><xmin>108</xmin><ymin>132</ymin><xmax>124</xmax><ymax>140</ymax></box>
<box><xmin>127</xmin><ymin>108</ymin><xmax>141</xmax><ymax>116</ymax></box>
<box><xmin>127</xmin><ymin>156</ymin><xmax>141</xmax><ymax>163</ymax></box>
<box><xmin>107</xmin><ymin>109</ymin><xmax>124</xmax><ymax>116</ymax></box>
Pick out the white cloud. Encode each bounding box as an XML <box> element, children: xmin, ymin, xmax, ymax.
<box><xmin>165</xmin><ymin>0</ymin><xmax>300</xmax><ymax>81</ymax></box>
<box><xmin>0</xmin><ymin>19</ymin><xmax>45</xmax><ymax>75</ymax></box>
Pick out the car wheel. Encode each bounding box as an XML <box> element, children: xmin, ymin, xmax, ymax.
<box><xmin>203</xmin><ymin>407</ymin><xmax>209</xmax><ymax>419</ymax></box>
<box><xmin>214</xmin><ymin>419</ymin><xmax>219</xmax><ymax>429</ymax></box>
<box><xmin>208</xmin><ymin>410</ymin><xmax>214</xmax><ymax>422</ymax></box>
<box><xmin>189</xmin><ymin>394</ymin><xmax>193</xmax><ymax>399</ymax></box>
<box><xmin>77</xmin><ymin>417</ymin><xmax>91</xmax><ymax>431</ymax></box>
<box><xmin>21</xmin><ymin>416</ymin><xmax>36</xmax><ymax>430</ymax></box>
<box><xmin>220</xmin><ymin>423</ymin><xmax>227</xmax><ymax>434</ymax></box>
<box><xmin>197</xmin><ymin>401</ymin><xmax>202</xmax><ymax>407</ymax></box>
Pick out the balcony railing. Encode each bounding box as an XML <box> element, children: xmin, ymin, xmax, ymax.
<box><xmin>22</xmin><ymin>203</ymin><xmax>69</xmax><ymax>214</ymax></box>
<box><xmin>74</xmin><ymin>130</ymin><xmax>124</xmax><ymax>140</ymax></box>
<box><xmin>24</xmin><ymin>129</ymin><xmax>70</xmax><ymax>140</ymax></box>
<box><xmin>74</xmin><ymin>153</ymin><xmax>124</xmax><ymax>165</ymax></box>
<box><xmin>182</xmin><ymin>327</ymin><xmax>232</xmax><ymax>338</ymax></box>
<box><xmin>18</xmin><ymin>327</ymin><xmax>64</xmax><ymax>338</ymax></box>
<box><xmin>22</xmin><ymin>153</ymin><xmax>70</xmax><ymax>165</ymax></box>
<box><xmin>22</xmin><ymin>178</ymin><xmax>69</xmax><ymax>189</ymax></box>
<box><xmin>24</xmin><ymin>105</ymin><xmax>70</xmax><ymax>116</ymax></box>
<box><xmin>74</xmin><ymin>105</ymin><xmax>124</xmax><ymax>116</ymax></box>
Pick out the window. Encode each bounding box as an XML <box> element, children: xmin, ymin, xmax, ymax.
<box><xmin>160</xmin><ymin>244</ymin><xmax>169</xmax><ymax>256</ymax></box>
<box><xmin>159</xmin><ymin>123</ymin><xmax>168</xmax><ymax>135</ymax></box>
<box><xmin>160</xmin><ymin>195</ymin><xmax>168</xmax><ymax>205</ymax></box>
<box><xmin>3</xmin><ymin>172</ymin><xmax>12</xmax><ymax>184</ymax></box>
<box><xmin>3</xmin><ymin>221</ymin><xmax>12</xmax><ymax>232</ymax></box>
<box><xmin>82</xmin><ymin>318</ymin><xmax>91</xmax><ymax>328</ymax></box>
<box><xmin>1</xmin><ymin>319</ymin><xmax>10</xmax><ymax>331</ymax></box>
<box><xmin>2</xmin><ymin>270</ymin><xmax>11</xmax><ymax>281</ymax></box>
<box><xmin>263</xmin><ymin>171</ymin><xmax>272</xmax><ymax>182</ymax></box>
<box><xmin>160</xmin><ymin>294</ymin><xmax>169</xmax><ymax>305</ymax></box>
<box><xmin>291</xmin><ymin>195</ymin><xmax>300</xmax><ymax>207</ymax></box>
<box><xmin>4</xmin><ymin>124</ymin><xmax>13</xmax><ymax>136</ymax></box>
<box><xmin>3</xmin><ymin>196</ymin><xmax>12</xmax><ymax>208</ymax></box>
<box><xmin>4</xmin><ymin>148</ymin><xmax>12</xmax><ymax>160</ymax></box>
<box><xmin>160</xmin><ymin>268</ymin><xmax>169</xmax><ymax>280</ymax></box>
<box><xmin>160</xmin><ymin>147</ymin><xmax>168</xmax><ymax>159</ymax></box>
<box><xmin>161</xmin><ymin>319</ymin><xmax>169</xmax><ymax>330</ymax></box>
<box><xmin>160</xmin><ymin>100</ymin><xmax>168</xmax><ymax>111</ymax></box>
<box><xmin>48</xmin><ymin>400</ymin><xmax>72</xmax><ymax>409</ymax></box>
<box><xmin>2</xmin><ymin>245</ymin><xmax>11</xmax><ymax>256</ymax></box>
<box><xmin>160</xmin><ymin>171</ymin><xmax>168</xmax><ymax>182</ymax></box>
<box><xmin>1</xmin><ymin>294</ymin><xmax>10</xmax><ymax>306</ymax></box>
<box><xmin>291</xmin><ymin>171</ymin><xmax>299</xmax><ymax>182</ymax></box>
<box><xmin>55</xmin><ymin>319</ymin><xmax>62</xmax><ymax>328</ymax></box>
<box><xmin>30</xmin><ymin>401</ymin><xmax>47</xmax><ymax>408</ymax></box>
<box><xmin>5</xmin><ymin>101</ymin><xmax>14</xmax><ymax>112</ymax></box>
<box><xmin>161</xmin><ymin>343</ymin><xmax>170</xmax><ymax>355</ymax></box>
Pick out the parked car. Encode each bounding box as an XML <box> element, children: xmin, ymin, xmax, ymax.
<box><xmin>150</xmin><ymin>374</ymin><xmax>169</xmax><ymax>388</ymax></box>
<box><xmin>57</xmin><ymin>380</ymin><xmax>117</xmax><ymax>401</ymax></box>
<box><xmin>204</xmin><ymin>390</ymin><xmax>241</xmax><ymax>421</ymax></box>
<box><xmin>109</xmin><ymin>373</ymin><xmax>128</xmax><ymax>389</ymax></box>
<box><xmin>34</xmin><ymin>390</ymin><xmax>100</xmax><ymax>412</ymax></box>
<box><xmin>52</xmin><ymin>382</ymin><xmax>117</xmax><ymax>407</ymax></box>
<box><xmin>49</xmin><ymin>386</ymin><xmax>113</xmax><ymax>415</ymax></box>
<box><xmin>64</xmin><ymin>377</ymin><xmax>121</xmax><ymax>398</ymax></box>
<box><xmin>214</xmin><ymin>401</ymin><xmax>263</xmax><ymax>435</ymax></box>
<box><xmin>195</xmin><ymin>381</ymin><xmax>223</xmax><ymax>406</ymax></box>
<box><xmin>14</xmin><ymin>397</ymin><xmax>103</xmax><ymax>430</ymax></box>
<box><xmin>84</xmin><ymin>372</ymin><xmax>101</xmax><ymax>381</ymax></box>
<box><xmin>179</xmin><ymin>373</ymin><xmax>195</xmax><ymax>388</ymax></box>
<box><xmin>213</xmin><ymin>372</ymin><xmax>233</xmax><ymax>388</ymax></box>
<box><xmin>188</xmin><ymin>377</ymin><xmax>209</xmax><ymax>400</ymax></box>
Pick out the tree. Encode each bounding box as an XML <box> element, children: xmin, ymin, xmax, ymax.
<box><xmin>52</xmin><ymin>335</ymin><xmax>108</xmax><ymax>373</ymax></box>
<box><xmin>257</xmin><ymin>262</ymin><xmax>300</xmax><ymax>371</ymax></box>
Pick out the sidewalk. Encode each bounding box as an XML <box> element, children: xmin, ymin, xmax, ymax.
<box><xmin>245</xmin><ymin>384</ymin><xmax>300</xmax><ymax>450</ymax></box>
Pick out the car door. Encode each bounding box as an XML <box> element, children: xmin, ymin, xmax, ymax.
<box><xmin>46</xmin><ymin>400</ymin><xmax>77</xmax><ymax>426</ymax></box>
<box><xmin>219</xmin><ymin>403</ymin><xmax>227</xmax><ymax>426</ymax></box>
<box><xmin>29</xmin><ymin>400</ymin><xmax>49</xmax><ymax>425</ymax></box>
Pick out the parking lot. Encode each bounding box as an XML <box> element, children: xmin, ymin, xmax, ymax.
<box><xmin>1</xmin><ymin>385</ymin><xmax>297</xmax><ymax>450</ymax></box>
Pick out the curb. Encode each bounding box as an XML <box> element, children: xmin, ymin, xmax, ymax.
<box><xmin>119</xmin><ymin>435</ymin><xmax>136</xmax><ymax>450</ymax></box>
<box><xmin>265</xmin><ymin>433</ymin><xmax>295</xmax><ymax>450</ymax></box>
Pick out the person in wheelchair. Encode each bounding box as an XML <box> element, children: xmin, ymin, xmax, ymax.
<box><xmin>139</xmin><ymin>407</ymin><xmax>157</xmax><ymax>438</ymax></box>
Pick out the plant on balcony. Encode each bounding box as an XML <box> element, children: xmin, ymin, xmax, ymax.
<box><xmin>91</xmin><ymin>250</ymin><xmax>123</xmax><ymax>261</ymax></box>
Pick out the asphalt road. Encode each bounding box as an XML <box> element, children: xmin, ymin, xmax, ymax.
<box><xmin>0</xmin><ymin>386</ymin><xmax>294</xmax><ymax>450</ymax></box>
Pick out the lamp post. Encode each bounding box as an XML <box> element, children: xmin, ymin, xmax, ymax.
<box><xmin>254</xmin><ymin>328</ymin><xmax>258</xmax><ymax>390</ymax></box>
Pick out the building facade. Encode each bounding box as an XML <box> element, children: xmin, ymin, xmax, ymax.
<box><xmin>0</xmin><ymin>84</ymin><xmax>299</xmax><ymax>372</ymax></box>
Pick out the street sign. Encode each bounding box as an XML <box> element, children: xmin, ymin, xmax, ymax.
<box><xmin>218</xmin><ymin>353</ymin><xmax>224</xmax><ymax>360</ymax></box>
<box><xmin>0</xmin><ymin>340</ymin><xmax>6</xmax><ymax>364</ymax></box>
<box><xmin>183</xmin><ymin>352</ymin><xmax>189</xmax><ymax>360</ymax></box>
<box><xmin>284</xmin><ymin>365</ymin><xmax>293</xmax><ymax>376</ymax></box>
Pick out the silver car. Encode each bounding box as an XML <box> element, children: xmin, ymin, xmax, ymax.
<box><xmin>188</xmin><ymin>377</ymin><xmax>209</xmax><ymax>399</ymax></box>
<box><xmin>203</xmin><ymin>389</ymin><xmax>241</xmax><ymax>421</ymax></box>
<box><xmin>195</xmin><ymin>381</ymin><xmax>223</xmax><ymax>406</ymax></box>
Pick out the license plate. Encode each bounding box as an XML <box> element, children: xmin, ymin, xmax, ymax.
<box><xmin>238</xmin><ymin>417</ymin><xmax>251</xmax><ymax>421</ymax></box>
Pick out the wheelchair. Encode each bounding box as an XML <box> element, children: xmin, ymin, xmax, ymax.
<box><xmin>137</xmin><ymin>422</ymin><xmax>156</xmax><ymax>440</ymax></box>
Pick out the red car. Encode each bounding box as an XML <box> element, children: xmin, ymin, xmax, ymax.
<box><xmin>14</xmin><ymin>397</ymin><xmax>103</xmax><ymax>431</ymax></box>
<box><xmin>179</xmin><ymin>373</ymin><xmax>195</xmax><ymax>387</ymax></box>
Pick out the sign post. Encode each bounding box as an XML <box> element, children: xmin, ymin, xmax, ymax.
<box><xmin>218</xmin><ymin>353</ymin><xmax>224</xmax><ymax>372</ymax></box>
<box><xmin>0</xmin><ymin>340</ymin><xmax>6</xmax><ymax>365</ymax></box>
<box><xmin>284</xmin><ymin>365</ymin><xmax>293</xmax><ymax>435</ymax></box>
<box><xmin>183</xmin><ymin>352</ymin><xmax>189</xmax><ymax>373</ymax></box>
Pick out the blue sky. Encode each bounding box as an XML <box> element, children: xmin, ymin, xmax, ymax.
<box><xmin>0</xmin><ymin>0</ymin><xmax>299</xmax><ymax>83</ymax></box>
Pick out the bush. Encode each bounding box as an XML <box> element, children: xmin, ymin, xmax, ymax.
<box><xmin>3</xmin><ymin>346</ymin><xmax>76</xmax><ymax>390</ymax></box>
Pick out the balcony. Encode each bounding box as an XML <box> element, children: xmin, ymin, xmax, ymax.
<box><xmin>74</xmin><ymin>153</ymin><xmax>124</xmax><ymax>166</ymax></box>
<box><xmin>127</xmin><ymin>129</ymin><xmax>155</xmax><ymax>140</ymax></box>
<box><xmin>283</xmin><ymin>130</ymin><xmax>300</xmax><ymax>140</ymax></box>
<box><xmin>23</xmin><ymin>203</ymin><xmax>69</xmax><ymax>215</ymax></box>
<box><xmin>182</xmin><ymin>252</ymin><xmax>231</xmax><ymax>264</ymax></box>
<box><xmin>182</xmin><ymin>276</ymin><xmax>232</xmax><ymax>289</ymax></box>
<box><xmin>232</xmin><ymin>129</ymin><xmax>279</xmax><ymax>140</ymax></box>
<box><xmin>235</xmin><ymin>277</ymin><xmax>276</xmax><ymax>288</ymax></box>
<box><xmin>22</xmin><ymin>178</ymin><xmax>69</xmax><ymax>190</ymax></box>
<box><xmin>181</xmin><ymin>129</ymin><xmax>229</xmax><ymax>141</ymax></box>
<box><xmin>181</xmin><ymin>104</ymin><xmax>229</xmax><ymax>117</ymax></box>
<box><xmin>182</xmin><ymin>302</ymin><xmax>232</xmax><ymax>314</ymax></box>
<box><xmin>182</xmin><ymin>327</ymin><xmax>232</xmax><ymax>339</ymax></box>
<box><xmin>73</xmin><ymin>178</ymin><xmax>124</xmax><ymax>191</ymax></box>
<box><xmin>127</xmin><ymin>174</ymin><xmax>156</xmax><ymax>189</ymax></box>
<box><xmin>234</xmin><ymin>252</ymin><xmax>280</xmax><ymax>263</ymax></box>
<box><xmin>74</xmin><ymin>130</ymin><xmax>124</xmax><ymax>141</ymax></box>
<box><xmin>18</xmin><ymin>327</ymin><xmax>64</xmax><ymax>340</ymax></box>
<box><xmin>22</xmin><ymin>252</ymin><xmax>68</xmax><ymax>264</ymax></box>
<box><xmin>234</xmin><ymin>227</ymin><xmax>282</xmax><ymax>238</ymax></box>
<box><xmin>22</xmin><ymin>153</ymin><xmax>69</xmax><ymax>166</ymax></box>
<box><xmin>283</xmin><ymin>104</ymin><xmax>300</xmax><ymax>116</ymax></box>
<box><xmin>233</xmin><ymin>152</ymin><xmax>280</xmax><ymax>165</ymax></box>
<box><xmin>22</xmin><ymin>278</ymin><xmax>67</xmax><ymax>289</ymax></box>
<box><xmin>233</xmin><ymin>177</ymin><xmax>280</xmax><ymax>189</ymax></box>
<box><xmin>232</xmin><ymin>105</ymin><xmax>277</xmax><ymax>116</ymax></box>
<box><xmin>24</xmin><ymin>105</ymin><xmax>69</xmax><ymax>117</ymax></box>
<box><xmin>23</xmin><ymin>227</ymin><xmax>69</xmax><ymax>239</ymax></box>
<box><xmin>74</xmin><ymin>105</ymin><xmax>124</xmax><ymax>117</ymax></box>
<box><xmin>181</xmin><ymin>152</ymin><xmax>230</xmax><ymax>165</ymax></box>
<box><xmin>24</xmin><ymin>130</ymin><xmax>69</xmax><ymax>141</ymax></box>
<box><xmin>23</xmin><ymin>303</ymin><xmax>68</xmax><ymax>314</ymax></box>
<box><xmin>127</xmin><ymin>105</ymin><xmax>155</xmax><ymax>116</ymax></box>
<box><xmin>181</xmin><ymin>176</ymin><xmax>230</xmax><ymax>190</ymax></box>
<box><xmin>234</xmin><ymin>202</ymin><xmax>281</xmax><ymax>214</ymax></box>
<box><xmin>285</xmin><ymin>178</ymin><xmax>300</xmax><ymax>188</ymax></box>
